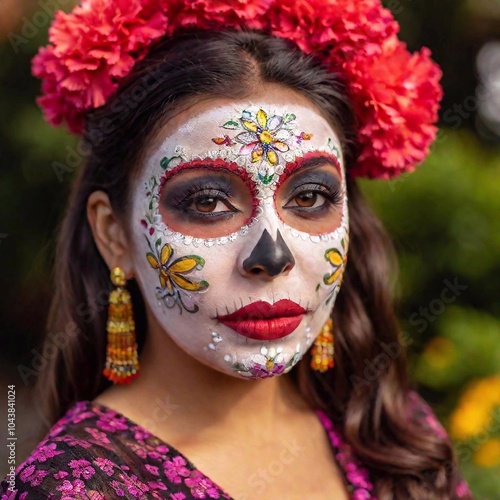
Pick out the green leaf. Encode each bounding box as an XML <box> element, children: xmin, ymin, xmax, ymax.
<box><xmin>258</xmin><ymin>172</ymin><xmax>274</xmax><ymax>185</ymax></box>
<box><xmin>155</xmin><ymin>238</ymin><xmax>161</xmax><ymax>247</ymax></box>
<box><xmin>222</xmin><ymin>120</ymin><xmax>240</xmax><ymax>130</ymax></box>
<box><xmin>283</xmin><ymin>113</ymin><xmax>296</xmax><ymax>123</ymax></box>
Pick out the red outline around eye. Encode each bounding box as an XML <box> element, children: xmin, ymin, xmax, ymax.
<box><xmin>273</xmin><ymin>151</ymin><xmax>344</xmax><ymax>222</ymax></box>
<box><xmin>276</xmin><ymin>151</ymin><xmax>342</xmax><ymax>188</ymax></box>
<box><xmin>157</xmin><ymin>158</ymin><xmax>260</xmax><ymax>221</ymax></box>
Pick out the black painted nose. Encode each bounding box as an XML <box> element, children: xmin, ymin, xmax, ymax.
<box><xmin>242</xmin><ymin>229</ymin><xmax>295</xmax><ymax>277</ymax></box>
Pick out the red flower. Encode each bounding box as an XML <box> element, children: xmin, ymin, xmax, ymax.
<box><xmin>32</xmin><ymin>0</ymin><xmax>168</xmax><ymax>132</ymax></box>
<box><xmin>32</xmin><ymin>0</ymin><xmax>443</xmax><ymax>179</ymax></box>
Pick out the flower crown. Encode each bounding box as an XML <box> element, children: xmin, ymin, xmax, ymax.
<box><xmin>32</xmin><ymin>0</ymin><xmax>443</xmax><ymax>179</ymax></box>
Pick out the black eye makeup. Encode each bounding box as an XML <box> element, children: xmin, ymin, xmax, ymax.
<box><xmin>160</xmin><ymin>168</ymin><xmax>253</xmax><ymax>233</ymax></box>
<box><xmin>163</xmin><ymin>176</ymin><xmax>237</xmax><ymax>221</ymax></box>
<box><xmin>282</xmin><ymin>169</ymin><xmax>343</xmax><ymax>216</ymax></box>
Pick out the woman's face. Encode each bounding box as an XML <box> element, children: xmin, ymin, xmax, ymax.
<box><xmin>130</xmin><ymin>88</ymin><xmax>348</xmax><ymax>379</ymax></box>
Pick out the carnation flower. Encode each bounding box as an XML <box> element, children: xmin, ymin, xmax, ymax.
<box><xmin>32</xmin><ymin>0</ymin><xmax>443</xmax><ymax>179</ymax></box>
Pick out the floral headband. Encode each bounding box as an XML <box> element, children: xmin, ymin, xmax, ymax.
<box><xmin>31</xmin><ymin>0</ymin><xmax>443</xmax><ymax>179</ymax></box>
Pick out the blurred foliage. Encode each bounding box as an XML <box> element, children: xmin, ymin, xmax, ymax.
<box><xmin>361</xmin><ymin>130</ymin><xmax>500</xmax><ymax>497</ymax></box>
<box><xmin>1</xmin><ymin>1</ymin><xmax>499</xmax><ymax>498</ymax></box>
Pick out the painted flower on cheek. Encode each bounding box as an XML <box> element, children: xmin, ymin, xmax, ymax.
<box><xmin>147</xmin><ymin>242</ymin><xmax>209</xmax><ymax>294</ymax></box>
<box><xmin>321</xmin><ymin>237</ymin><xmax>348</xmax><ymax>306</ymax></box>
<box><xmin>146</xmin><ymin>239</ymin><xmax>209</xmax><ymax>314</ymax></box>
<box><xmin>323</xmin><ymin>238</ymin><xmax>348</xmax><ymax>287</ymax></box>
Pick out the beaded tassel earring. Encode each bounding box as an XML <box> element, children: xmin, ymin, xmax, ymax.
<box><xmin>103</xmin><ymin>267</ymin><xmax>140</xmax><ymax>384</ymax></box>
<box><xmin>310</xmin><ymin>317</ymin><xmax>335</xmax><ymax>372</ymax></box>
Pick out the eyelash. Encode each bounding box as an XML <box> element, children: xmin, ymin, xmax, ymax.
<box><xmin>163</xmin><ymin>179</ymin><xmax>342</xmax><ymax>222</ymax></box>
<box><xmin>284</xmin><ymin>183</ymin><xmax>343</xmax><ymax>213</ymax></box>
<box><xmin>167</xmin><ymin>186</ymin><xmax>240</xmax><ymax>221</ymax></box>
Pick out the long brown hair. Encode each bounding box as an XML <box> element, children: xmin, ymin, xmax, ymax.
<box><xmin>37</xmin><ymin>29</ymin><xmax>467</xmax><ymax>499</ymax></box>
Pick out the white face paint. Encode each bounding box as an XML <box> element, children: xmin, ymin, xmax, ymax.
<box><xmin>131</xmin><ymin>102</ymin><xmax>348</xmax><ymax>379</ymax></box>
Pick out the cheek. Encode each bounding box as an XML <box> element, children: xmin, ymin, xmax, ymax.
<box><xmin>286</xmin><ymin>227</ymin><xmax>349</xmax><ymax>297</ymax></box>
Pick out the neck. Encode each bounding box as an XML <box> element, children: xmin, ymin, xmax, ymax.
<box><xmin>96</xmin><ymin>311</ymin><xmax>311</xmax><ymax>446</ymax></box>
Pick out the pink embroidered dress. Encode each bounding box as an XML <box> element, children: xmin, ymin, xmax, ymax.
<box><xmin>1</xmin><ymin>392</ymin><xmax>471</xmax><ymax>499</ymax></box>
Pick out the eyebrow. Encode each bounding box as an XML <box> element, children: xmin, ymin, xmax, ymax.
<box><xmin>286</xmin><ymin>169</ymin><xmax>341</xmax><ymax>188</ymax></box>
<box><xmin>278</xmin><ymin>152</ymin><xmax>342</xmax><ymax>187</ymax></box>
<box><xmin>157</xmin><ymin>158</ymin><xmax>256</xmax><ymax>196</ymax></box>
<box><xmin>162</xmin><ymin>173</ymin><xmax>235</xmax><ymax>194</ymax></box>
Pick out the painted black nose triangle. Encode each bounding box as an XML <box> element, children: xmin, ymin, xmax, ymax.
<box><xmin>243</xmin><ymin>229</ymin><xmax>295</xmax><ymax>277</ymax></box>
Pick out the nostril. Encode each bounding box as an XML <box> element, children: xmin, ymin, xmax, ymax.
<box><xmin>250</xmin><ymin>268</ymin><xmax>263</xmax><ymax>275</ymax></box>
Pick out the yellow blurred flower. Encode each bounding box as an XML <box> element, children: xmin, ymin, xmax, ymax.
<box><xmin>450</xmin><ymin>375</ymin><xmax>500</xmax><ymax>440</ymax></box>
<box><xmin>473</xmin><ymin>438</ymin><xmax>500</xmax><ymax>468</ymax></box>
<box><xmin>422</xmin><ymin>337</ymin><xmax>456</xmax><ymax>369</ymax></box>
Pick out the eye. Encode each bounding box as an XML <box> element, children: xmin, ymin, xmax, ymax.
<box><xmin>283</xmin><ymin>183</ymin><xmax>342</xmax><ymax>213</ymax></box>
<box><xmin>158</xmin><ymin>169</ymin><xmax>254</xmax><ymax>237</ymax></box>
<box><xmin>287</xmin><ymin>191</ymin><xmax>328</xmax><ymax>209</ymax></box>
<box><xmin>185</xmin><ymin>192</ymin><xmax>236</xmax><ymax>214</ymax></box>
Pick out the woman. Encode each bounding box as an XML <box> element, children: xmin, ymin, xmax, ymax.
<box><xmin>1</xmin><ymin>0</ymin><xmax>472</xmax><ymax>498</ymax></box>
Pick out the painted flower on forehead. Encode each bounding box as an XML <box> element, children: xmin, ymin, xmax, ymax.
<box><xmin>213</xmin><ymin>108</ymin><xmax>312</xmax><ymax>165</ymax></box>
<box><xmin>212</xmin><ymin>107</ymin><xmax>313</xmax><ymax>185</ymax></box>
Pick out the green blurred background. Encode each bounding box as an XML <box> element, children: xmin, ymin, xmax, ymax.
<box><xmin>0</xmin><ymin>0</ymin><xmax>499</xmax><ymax>497</ymax></box>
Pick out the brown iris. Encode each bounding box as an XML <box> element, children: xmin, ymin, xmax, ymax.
<box><xmin>294</xmin><ymin>192</ymin><xmax>318</xmax><ymax>207</ymax></box>
<box><xmin>195</xmin><ymin>197</ymin><xmax>218</xmax><ymax>212</ymax></box>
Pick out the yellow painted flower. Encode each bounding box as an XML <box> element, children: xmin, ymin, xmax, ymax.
<box><xmin>147</xmin><ymin>243</ymin><xmax>209</xmax><ymax>294</ymax></box>
<box><xmin>450</xmin><ymin>375</ymin><xmax>500</xmax><ymax>441</ymax></box>
<box><xmin>473</xmin><ymin>438</ymin><xmax>500</xmax><ymax>467</ymax></box>
<box><xmin>323</xmin><ymin>244</ymin><xmax>348</xmax><ymax>286</ymax></box>
<box><xmin>235</xmin><ymin>109</ymin><xmax>295</xmax><ymax>166</ymax></box>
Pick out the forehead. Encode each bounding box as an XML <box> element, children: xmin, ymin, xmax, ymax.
<box><xmin>141</xmin><ymin>101</ymin><xmax>344</xmax><ymax>189</ymax></box>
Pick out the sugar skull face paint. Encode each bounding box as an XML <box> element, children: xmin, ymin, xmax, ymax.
<box><xmin>131</xmin><ymin>102</ymin><xmax>349</xmax><ymax>379</ymax></box>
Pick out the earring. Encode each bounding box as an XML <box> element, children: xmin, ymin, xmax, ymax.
<box><xmin>310</xmin><ymin>317</ymin><xmax>335</xmax><ymax>372</ymax></box>
<box><xmin>103</xmin><ymin>267</ymin><xmax>140</xmax><ymax>384</ymax></box>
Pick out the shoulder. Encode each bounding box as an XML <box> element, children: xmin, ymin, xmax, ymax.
<box><xmin>0</xmin><ymin>401</ymin><xmax>130</xmax><ymax>498</ymax></box>
<box><xmin>1</xmin><ymin>401</ymin><xmax>231</xmax><ymax>499</ymax></box>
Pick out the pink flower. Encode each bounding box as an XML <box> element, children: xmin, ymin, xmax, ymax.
<box><xmin>32</xmin><ymin>0</ymin><xmax>168</xmax><ymax>133</ymax></box>
<box><xmin>85</xmin><ymin>426</ymin><xmax>111</xmax><ymax>444</ymax></box>
<box><xmin>94</xmin><ymin>457</ymin><xmax>116</xmax><ymax>476</ymax></box>
<box><xmin>163</xmin><ymin>456</ymin><xmax>191</xmax><ymax>483</ymax></box>
<box><xmin>96</xmin><ymin>412</ymin><xmax>129</xmax><ymax>432</ymax></box>
<box><xmin>33</xmin><ymin>443</ymin><xmax>64</xmax><ymax>462</ymax></box>
<box><xmin>170</xmin><ymin>493</ymin><xmax>187</xmax><ymax>500</ymax></box>
<box><xmin>184</xmin><ymin>471</ymin><xmax>220</xmax><ymax>498</ymax></box>
<box><xmin>111</xmin><ymin>480</ymin><xmax>126</xmax><ymax>496</ymax></box>
<box><xmin>56</xmin><ymin>479</ymin><xmax>86</xmax><ymax>495</ymax></box>
<box><xmin>54</xmin><ymin>470</ymin><xmax>69</xmax><ymax>480</ymax></box>
<box><xmin>145</xmin><ymin>464</ymin><xmax>160</xmax><ymax>476</ymax></box>
<box><xmin>148</xmin><ymin>480</ymin><xmax>168</xmax><ymax>490</ymax></box>
<box><xmin>69</xmin><ymin>458</ymin><xmax>96</xmax><ymax>479</ymax></box>
<box><xmin>31</xmin><ymin>0</ymin><xmax>442</xmax><ymax>179</ymax></box>
<box><xmin>19</xmin><ymin>467</ymin><xmax>49</xmax><ymax>487</ymax></box>
<box><xmin>57</xmin><ymin>434</ymin><xmax>93</xmax><ymax>449</ymax></box>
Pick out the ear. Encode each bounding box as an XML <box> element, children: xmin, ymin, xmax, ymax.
<box><xmin>87</xmin><ymin>191</ymin><xmax>134</xmax><ymax>276</ymax></box>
